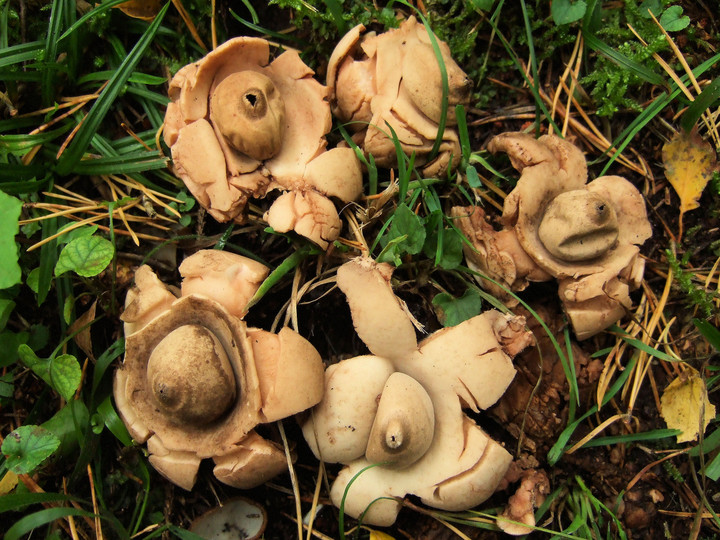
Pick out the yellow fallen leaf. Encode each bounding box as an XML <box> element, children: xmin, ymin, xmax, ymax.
<box><xmin>660</xmin><ymin>366</ymin><xmax>716</xmax><ymax>443</ymax></box>
<box><xmin>0</xmin><ymin>470</ymin><xmax>18</xmax><ymax>495</ymax></box>
<box><xmin>662</xmin><ymin>130</ymin><xmax>719</xmax><ymax>237</ymax></box>
<box><xmin>367</xmin><ymin>529</ymin><xmax>396</xmax><ymax>540</ymax></box>
<box><xmin>115</xmin><ymin>0</ymin><xmax>162</xmax><ymax>20</ymax></box>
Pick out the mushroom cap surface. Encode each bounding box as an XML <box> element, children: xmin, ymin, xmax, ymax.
<box><xmin>301</xmin><ymin>355</ymin><xmax>395</xmax><ymax>464</ymax></box>
<box><xmin>145</xmin><ymin>324</ymin><xmax>236</xmax><ymax>424</ymax></box>
<box><xmin>365</xmin><ymin>372</ymin><xmax>434</xmax><ymax>468</ymax></box>
<box><xmin>263</xmin><ymin>190</ymin><xmax>342</xmax><ymax>250</ymax></box>
<box><xmin>190</xmin><ymin>497</ymin><xmax>267</xmax><ymax>540</ymax></box>
<box><xmin>210</xmin><ymin>71</ymin><xmax>286</xmax><ymax>161</ymax></box>
<box><xmin>115</xmin><ymin>294</ymin><xmax>261</xmax><ymax>456</ymax></box>
<box><xmin>121</xmin><ymin>265</ymin><xmax>176</xmax><ymax>336</ymax></box>
<box><xmin>336</xmin><ymin>257</ymin><xmax>418</xmax><ymax>361</ymax></box>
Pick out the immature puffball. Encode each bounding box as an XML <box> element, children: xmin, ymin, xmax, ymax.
<box><xmin>209</xmin><ymin>71</ymin><xmax>286</xmax><ymax>160</ymax></box>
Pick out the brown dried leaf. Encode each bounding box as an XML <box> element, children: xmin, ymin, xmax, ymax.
<box><xmin>660</xmin><ymin>366</ymin><xmax>716</xmax><ymax>443</ymax></box>
<box><xmin>69</xmin><ymin>300</ymin><xmax>97</xmax><ymax>362</ymax></box>
<box><xmin>662</xmin><ymin>130</ymin><xmax>718</xmax><ymax>216</ymax></box>
<box><xmin>115</xmin><ymin>0</ymin><xmax>162</xmax><ymax>20</ymax></box>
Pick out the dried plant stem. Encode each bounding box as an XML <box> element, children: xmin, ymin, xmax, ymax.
<box><xmin>277</xmin><ymin>420</ymin><xmax>304</xmax><ymax>540</ymax></box>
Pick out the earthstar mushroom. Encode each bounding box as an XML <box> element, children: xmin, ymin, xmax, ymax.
<box><xmin>452</xmin><ymin>132</ymin><xmax>652</xmax><ymax>339</ymax></box>
<box><xmin>301</xmin><ymin>257</ymin><xmax>534</xmax><ymax>528</ymax></box>
<box><xmin>327</xmin><ymin>17</ymin><xmax>472</xmax><ymax>177</ymax></box>
<box><xmin>164</xmin><ymin>37</ymin><xmax>363</xmax><ymax>248</ymax></box>
<box><xmin>114</xmin><ymin>250</ymin><xmax>324</xmax><ymax>490</ymax></box>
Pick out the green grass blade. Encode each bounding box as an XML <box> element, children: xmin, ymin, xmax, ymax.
<box><xmin>520</xmin><ymin>0</ymin><xmax>541</xmax><ymax>132</ymax></box>
<box><xmin>485</xmin><ymin>17</ymin><xmax>561</xmax><ymax>136</ymax></box>
<box><xmin>580</xmin><ymin>428</ymin><xmax>682</xmax><ymax>448</ymax></box>
<box><xmin>55</xmin><ymin>1</ymin><xmax>170</xmax><ymax>176</ymax></box>
<box><xmin>0</xmin><ymin>492</ymin><xmax>78</xmax><ymax>513</ymax></box>
<box><xmin>96</xmin><ymin>394</ymin><xmax>132</xmax><ymax>446</ymax></box>
<box><xmin>547</xmin><ymin>355</ymin><xmax>638</xmax><ymax>465</ymax></box>
<box><xmin>5</xmin><ymin>507</ymin><xmax>97</xmax><ymax>540</ymax></box>
<box><xmin>41</xmin><ymin>0</ymin><xmax>67</xmax><ymax>106</ymax></box>
<box><xmin>69</xmin><ymin>152</ymin><xmax>168</xmax><ymax>175</ymax></box>
<box><xmin>420</xmin><ymin>16</ymin><xmax>449</xmax><ymax>163</ymax></box>
<box><xmin>322</xmin><ymin>0</ymin><xmax>347</xmax><ymax>34</ymax></box>
<box><xmin>456</xmin><ymin>104</ymin><xmax>471</xmax><ymax>167</ymax></box>
<box><xmin>682</xmin><ymin>76</ymin><xmax>720</xmax><ymax>132</ymax></box>
<box><xmin>91</xmin><ymin>338</ymin><xmax>124</xmax><ymax>399</ymax></box>
<box><xmin>57</xmin><ymin>0</ymin><xmax>130</xmax><ymax>42</ymax></box>
<box><xmin>694</xmin><ymin>318</ymin><xmax>720</xmax><ymax>351</ymax></box>
<box><xmin>228</xmin><ymin>9</ymin><xmax>304</xmax><ymax>44</ymax></box>
<box><xmin>0</xmin><ymin>41</ymin><xmax>43</xmax><ymax>68</ymax></box>
<box><xmin>244</xmin><ymin>245</ymin><xmax>319</xmax><ymax>312</ymax></box>
<box><xmin>600</xmin><ymin>52</ymin><xmax>720</xmax><ymax>174</ymax></box>
<box><xmin>610</xmin><ymin>325</ymin><xmax>681</xmax><ymax>362</ymax></box>
<box><xmin>581</xmin><ymin>31</ymin><xmax>665</xmax><ymax>86</ymax></box>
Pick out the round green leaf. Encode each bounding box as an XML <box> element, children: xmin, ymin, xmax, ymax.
<box><xmin>659</xmin><ymin>5</ymin><xmax>690</xmax><ymax>32</ymax></box>
<box><xmin>47</xmin><ymin>354</ymin><xmax>82</xmax><ymax>402</ymax></box>
<box><xmin>55</xmin><ymin>235</ymin><xmax>115</xmax><ymax>277</ymax></box>
<box><xmin>18</xmin><ymin>345</ymin><xmax>81</xmax><ymax>401</ymax></box>
<box><xmin>0</xmin><ymin>189</ymin><xmax>23</xmax><ymax>289</ymax></box>
<box><xmin>551</xmin><ymin>0</ymin><xmax>586</xmax><ymax>25</ymax></box>
<box><xmin>2</xmin><ymin>425</ymin><xmax>61</xmax><ymax>474</ymax></box>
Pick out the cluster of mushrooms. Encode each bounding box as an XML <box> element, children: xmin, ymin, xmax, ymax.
<box><xmin>114</xmin><ymin>15</ymin><xmax>653</xmax><ymax>537</ymax></box>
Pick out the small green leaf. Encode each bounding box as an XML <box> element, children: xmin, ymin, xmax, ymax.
<box><xmin>0</xmin><ymin>299</ymin><xmax>15</xmax><ymax>331</ymax></box>
<box><xmin>466</xmin><ymin>165</ymin><xmax>482</xmax><ymax>188</ymax></box>
<box><xmin>424</xmin><ymin>225</ymin><xmax>464</xmax><ymax>270</ymax></box>
<box><xmin>41</xmin><ymin>401</ymin><xmax>89</xmax><ymax>457</ymax></box>
<box><xmin>26</xmin><ymin>268</ymin><xmax>40</xmax><ymax>294</ymax></box>
<box><xmin>659</xmin><ymin>6</ymin><xmax>690</xmax><ymax>32</ymax></box>
<box><xmin>55</xmin><ymin>235</ymin><xmax>114</xmax><ymax>277</ymax></box>
<box><xmin>0</xmin><ymin>330</ymin><xmax>29</xmax><ymax>368</ymax></box>
<box><xmin>56</xmin><ymin>224</ymin><xmax>98</xmax><ymax>245</ymax></box>
<box><xmin>378</xmin><ymin>204</ymin><xmax>426</xmax><ymax>266</ymax></box>
<box><xmin>63</xmin><ymin>295</ymin><xmax>74</xmax><ymax>325</ymax></box>
<box><xmin>0</xmin><ymin>189</ymin><xmax>22</xmax><ymax>289</ymax></box>
<box><xmin>551</xmin><ymin>0</ymin><xmax>586</xmax><ymax>25</ymax></box>
<box><xmin>0</xmin><ymin>373</ymin><xmax>13</xmax><ymax>398</ymax></box>
<box><xmin>1</xmin><ymin>425</ymin><xmax>61</xmax><ymax>474</ymax></box>
<box><xmin>17</xmin><ymin>345</ymin><xmax>81</xmax><ymax>401</ymax></box>
<box><xmin>639</xmin><ymin>0</ymin><xmax>662</xmax><ymax>17</ymax></box>
<box><xmin>432</xmin><ymin>289</ymin><xmax>484</xmax><ymax>327</ymax></box>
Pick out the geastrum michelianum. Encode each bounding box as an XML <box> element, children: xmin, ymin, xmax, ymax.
<box><xmin>300</xmin><ymin>257</ymin><xmax>537</xmax><ymax>532</ymax></box>
<box><xmin>114</xmin><ymin>250</ymin><xmax>325</xmax><ymax>490</ymax></box>
<box><xmin>164</xmin><ymin>38</ymin><xmax>363</xmax><ymax>249</ymax></box>
<box><xmin>327</xmin><ymin>16</ymin><xmax>472</xmax><ymax>177</ymax></box>
<box><xmin>452</xmin><ymin>132</ymin><xmax>652</xmax><ymax>340</ymax></box>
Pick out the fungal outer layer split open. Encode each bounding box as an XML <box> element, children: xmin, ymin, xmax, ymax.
<box><xmin>452</xmin><ymin>132</ymin><xmax>652</xmax><ymax>339</ymax></box>
<box><xmin>164</xmin><ymin>37</ymin><xmax>363</xmax><ymax>249</ymax></box>
<box><xmin>114</xmin><ymin>250</ymin><xmax>325</xmax><ymax>490</ymax></box>
<box><xmin>300</xmin><ymin>257</ymin><xmax>534</xmax><ymax>530</ymax></box>
<box><xmin>327</xmin><ymin>16</ymin><xmax>472</xmax><ymax>177</ymax></box>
